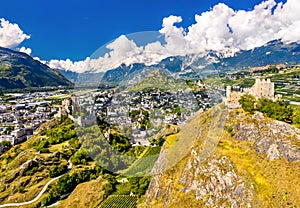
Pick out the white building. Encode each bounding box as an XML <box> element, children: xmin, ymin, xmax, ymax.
<box><xmin>11</xmin><ymin>128</ymin><xmax>26</xmax><ymax>138</ymax></box>
<box><xmin>0</xmin><ymin>135</ymin><xmax>16</xmax><ymax>145</ymax></box>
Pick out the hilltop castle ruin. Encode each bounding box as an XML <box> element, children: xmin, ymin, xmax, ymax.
<box><xmin>226</xmin><ymin>78</ymin><xmax>282</xmax><ymax>107</ymax></box>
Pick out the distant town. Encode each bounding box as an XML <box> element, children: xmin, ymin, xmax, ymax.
<box><xmin>71</xmin><ymin>84</ymin><xmax>218</xmax><ymax>146</ymax></box>
<box><xmin>1</xmin><ymin>65</ymin><xmax>300</xmax><ymax>152</ymax></box>
<box><xmin>0</xmin><ymin>91</ymin><xmax>71</xmax><ymax>152</ymax></box>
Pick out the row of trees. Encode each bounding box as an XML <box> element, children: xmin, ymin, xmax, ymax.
<box><xmin>41</xmin><ymin>166</ymin><xmax>107</xmax><ymax>206</ymax></box>
<box><xmin>239</xmin><ymin>95</ymin><xmax>300</xmax><ymax>125</ymax></box>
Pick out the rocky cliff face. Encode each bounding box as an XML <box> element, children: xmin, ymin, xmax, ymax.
<box><xmin>231</xmin><ymin>112</ymin><xmax>300</xmax><ymax>162</ymax></box>
<box><xmin>142</xmin><ymin>109</ymin><xmax>300</xmax><ymax>208</ymax></box>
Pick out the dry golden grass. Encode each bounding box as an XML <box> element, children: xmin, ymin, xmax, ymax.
<box><xmin>140</xmin><ymin>108</ymin><xmax>300</xmax><ymax>208</ymax></box>
<box><xmin>56</xmin><ymin>176</ymin><xmax>110</xmax><ymax>208</ymax></box>
<box><xmin>217</xmin><ymin>135</ymin><xmax>300</xmax><ymax>208</ymax></box>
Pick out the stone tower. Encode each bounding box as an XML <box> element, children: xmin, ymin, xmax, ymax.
<box><xmin>248</xmin><ymin>79</ymin><xmax>275</xmax><ymax>99</ymax></box>
<box><xmin>226</xmin><ymin>86</ymin><xmax>231</xmax><ymax>102</ymax></box>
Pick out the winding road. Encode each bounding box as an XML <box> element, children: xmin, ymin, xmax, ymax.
<box><xmin>0</xmin><ymin>160</ymin><xmax>72</xmax><ymax>208</ymax></box>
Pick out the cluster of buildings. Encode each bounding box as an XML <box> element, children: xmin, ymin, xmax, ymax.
<box><xmin>58</xmin><ymin>78</ymin><xmax>222</xmax><ymax>147</ymax></box>
<box><xmin>0</xmin><ymin>92</ymin><xmax>68</xmax><ymax>152</ymax></box>
<box><xmin>105</xmin><ymin>89</ymin><xmax>199</xmax><ymax>127</ymax></box>
<box><xmin>1</xmin><ymin>77</ymin><xmax>279</xmax><ymax>151</ymax></box>
<box><xmin>226</xmin><ymin>78</ymin><xmax>282</xmax><ymax>108</ymax></box>
<box><xmin>72</xmin><ymin>86</ymin><xmax>213</xmax><ymax>146</ymax></box>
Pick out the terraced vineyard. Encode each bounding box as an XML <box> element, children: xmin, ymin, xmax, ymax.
<box><xmin>206</xmin><ymin>66</ymin><xmax>300</xmax><ymax>102</ymax></box>
<box><xmin>99</xmin><ymin>195</ymin><xmax>137</xmax><ymax>208</ymax></box>
<box><xmin>122</xmin><ymin>146</ymin><xmax>161</xmax><ymax>177</ymax></box>
<box><xmin>268</xmin><ymin>67</ymin><xmax>300</xmax><ymax>102</ymax></box>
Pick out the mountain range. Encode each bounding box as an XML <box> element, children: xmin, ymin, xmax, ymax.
<box><xmin>58</xmin><ymin>40</ymin><xmax>300</xmax><ymax>85</ymax></box>
<box><xmin>1</xmin><ymin>39</ymin><xmax>300</xmax><ymax>91</ymax></box>
<box><xmin>214</xmin><ymin>40</ymin><xmax>300</xmax><ymax>71</ymax></box>
<box><xmin>0</xmin><ymin>47</ymin><xmax>72</xmax><ymax>91</ymax></box>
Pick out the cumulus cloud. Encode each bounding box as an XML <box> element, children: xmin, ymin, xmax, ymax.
<box><xmin>49</xmin><ymin>58</ymin><xmax>90</xmax><ymax>73</ymax></box>
<box><xmin>160</xmin><ymin>0</ymin><xmax>300</xmax><ymax>56</ymax></box>
<box><xmin>0</xmin><ymin>18</ymin><xmax>30</xmax><ymax>48</ymax></box>
<box><xmin>49</xmin><ymin>35</ymin><xmax>170</xmax><ymax>73</ymax></box>
<box><xmin>49</xmin><ymin>0</ymin><xmax>300</xmax><ymax>73</ymax></box>
<box><xmin>18</xmin><ymin>46</ymin><xmax>32</xmax><ymax>55</ymax></box>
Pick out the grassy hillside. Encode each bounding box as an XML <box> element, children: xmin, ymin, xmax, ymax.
<box><xmin>126</xmin><ymin>70</ymin><xmax>189</xmax><ymax>93</ymax></box>
<box><xmin>56</xmin><ymin>176</ymin><xmax>112</xmax><ymax>208</ymax></box>
<box><xmin>0</xmin><ymin>115</ymin><xmax>155</xmax><ymax>208</ymax></box>
<box><xmin>142</xmin><ymin>109</ymin><xmax>300</xmax><ymax>208</ymax></box>
<box><xmin>0</xmin><ymin>47</ymin><xmax>73</xmax><ymax>91</ymax></box>
<box><xmin>0</xmin><ymin>118</ymin><xmax>76</xmax><ymax>205</ymax></box>
<box><xmin>0</xmin><ymin>116</ymin><xmax>109</xmax><ymax>207</ymax></box>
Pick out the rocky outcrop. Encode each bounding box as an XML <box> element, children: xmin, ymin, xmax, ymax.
<box><xmin>179</xmin><ymin>155</ymin><xmax>253</xmax><ymax>208</ymax></box>
<box><xmin>230</xmin><ymin>112</ymin><xmax>300</xmax><ymax>161</ymax></box>
<box><xmin>19</xmin><ymin>157</ymin><xmax>41</xmax><ymax>176</ymax></box>
<box><xmin>145</xmin><ymin>153</ymin><xmax>253</xmax><ymax>208</ymax></box>
<box><xmin>143</xmin><ymin>110</ymin><xmax>300</xmax><ymax>208</ymax></box>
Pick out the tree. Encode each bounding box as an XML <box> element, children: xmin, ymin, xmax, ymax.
<box><xmin>1</xmin><ymin>141</ymin><xmax>12</xmax><ymax>148</ymax></box>
<box><xmin>239</xmin><ymin>94</ymin><xmax>256</xmax><ymax>114</ymax></box>
<box><xmin>71</xmin><ymin>149</ymin><xmax>91</xmax><ymax>165</ymax></box>
<box><xmin>257</xmin><ymin>98</ymin><xmax>293</xmax><ymax>123</ymax></box>
<box><xmin>49</xmin><ymin>163</ymin><xmax>68</xmax><ymax>177</ymax></box>
<box><xmin>293</xmin><ymin>108</ymin><xmax>300</xmax><ymax>125</ymax></box>
<box><xmin>36</xmin><ymin>140</ymin><xmax>50</xmax><ymax>153</ymax></box>
<box><xmin>4</xmin><ymin>126</ymin><xmax>13</xmax><ymax>134</ymax></box>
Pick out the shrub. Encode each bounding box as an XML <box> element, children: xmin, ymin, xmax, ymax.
<box><xmin>49</xmin><ymin>163</ymin><xmax>68</xmax><ymax>178</ymax></box>
<box><xmin>71</xmin><ymin>149</ymin><xmax>91</xmax><ymax>165</ymax></box>
<box><xmin>257</xmin><ymin>98</ymin><xmax>293</xmax><ymax>123</ymax></box>
<box><xmin>226</xmin><ymin>126</ymin><xmax>234</xmax><ymax>136</ymax></box>
<box><xmin>293</xmin><ymin>108</ymin><xmax>300</xmax><ymax>125</ymax></box>
<box><xmin>239</xmin><ymin>94</ymin><xmax>256</xmax><ymax>114</ymax></box>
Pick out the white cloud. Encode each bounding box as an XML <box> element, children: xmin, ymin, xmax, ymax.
<box><xmin>0</xmin><ymin>18</ymin><xmax>30</xmax><ymax>48</ymax></box>
<box><xmin>49</xmin><ymin>58</ymin><xmax>89</xmax><ymax>73</ymax></box>
<box><xmin>187</xmin><ymin>3</ymin><xmax>236</xmax><ymax>54</ymax></box>
<box><xmin>18</xmin><ymin>46</ymin><xmax>32</xmax><ymax>55</ymax></box>
<box><xmin>49</xmin><ymin>35</ymin><xmax>170</xmax><ymax>73</ymax></box>
<box><xmin>159</xmin><ymin>15</ymin><xmax>189</xmax><ymax>56</ymax></box>
<box><xmin>48</xmin><ymin>0</ymin><xmax>300</xmax><ymax>73</ymax></box>
<box><xmin>274</xmin><ymin>0</ymin><xmax>300</xmax><ymax>43</ymax></box>
<box><xmin>160</xmin><ymin>0</ymin><xmax>300</xmax><ymax>56</ymax></box>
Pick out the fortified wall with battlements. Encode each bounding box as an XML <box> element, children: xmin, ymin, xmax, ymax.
<box><xmin>226</xmin><ymin>78</ymin><xmax>282</xmax><ymax>107</ymax></box>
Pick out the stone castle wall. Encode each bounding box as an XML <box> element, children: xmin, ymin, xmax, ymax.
<box><xmin>226</xmin><ymin>79</ymin><xmax>280</xmax><ymax>107</ymax></box>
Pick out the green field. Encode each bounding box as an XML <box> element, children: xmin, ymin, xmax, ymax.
<box><xmin>121</xmin><ymin>146</ymin><xmax>161</xmax><ymax>177</ymax></box>
<box><xmin>268</xmin><ymin>68</ymin><xmax>300</xmax><ymax>102</ymax></box>
<box><xmin>99</xmin><ymin>195</ymin><xmax>137</xmax><ymax>208</ymax></box>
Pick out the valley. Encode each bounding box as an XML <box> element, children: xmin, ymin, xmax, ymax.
<box><xmin>0</xmin><ymin>37</ymin><xmax>300</xmax><ymax>208</ymax></box>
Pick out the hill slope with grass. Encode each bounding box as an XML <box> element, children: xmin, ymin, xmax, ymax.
<box><xmin>125</xmin><ymin>69</ymin><xmax>189</xmax><ymax>92</ymax></box>
<box><xmin>141</xmin><ymin>109</ymin><xmax>300</xmax><ymax>208</ymax></box>
<box><xmin>0</xmin><ymin>47</ymin><xmax>73</xmax><ymax>91</ymax></box>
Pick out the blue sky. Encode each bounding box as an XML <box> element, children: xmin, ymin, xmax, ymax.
<box><xmin>0</xmin><ymin>0</ymin><xmax>286</xmax><ymax>61</ymax></box>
